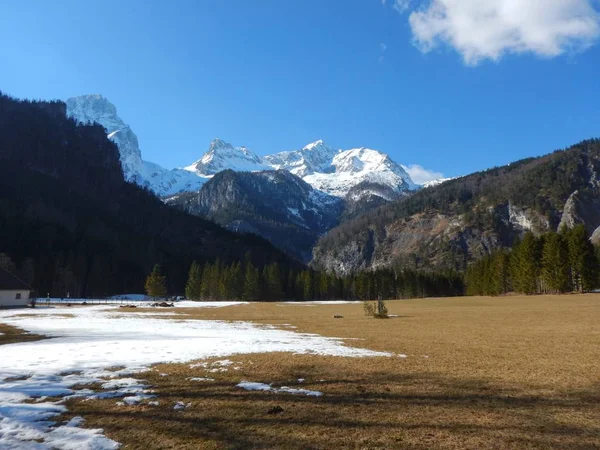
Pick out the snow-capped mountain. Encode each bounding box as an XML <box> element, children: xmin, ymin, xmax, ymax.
<box><xmin>264</xmin><ymin>140</ymin><xmax>416</xmax><ymax>197</ymax></box>
<box><xmin>303</xmin><ymin>146</ymin><xmax>417</xmax><ymax>197</ymax></box>
<box><xmin>66</xmin><ymin>94</ymin><xmax>143</xmax><ymax>178</ymax></box>
<box><xmin>264</xmin><ymin>140</ymin><xmax>339</xmax><ymax>177</ymax></box>
<box><xmin>66</xmin><ymin>95</ymin><xmax>208</xmax><ymax>196</ymax></box>
<box><xmin>66</xmin><ymin>94</ymin><xmax>423</xmax><ymax>200</ymax></box>
<box><xmin>422</xmin><ymin>177</ymin><xmax>455</xmax><ymax>188</ymax></box>
<box><xmin>185</xmin><ymin>139</ymin><xmax>269</xmax><ymax>175</ymax></box>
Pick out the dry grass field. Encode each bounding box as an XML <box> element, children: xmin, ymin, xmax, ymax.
<box><xmin>20</xmin><ymin>296</ymin><xmax>600</xmax><ymax>448</ymax></box>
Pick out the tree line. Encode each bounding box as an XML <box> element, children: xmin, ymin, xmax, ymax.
<box><xmin>465</xmin><ymin>225</ymin><xmax>599</xmax><ymax>296</ymax></box>
<box><xmin>144</xmin><ymin>256</ymin><xmax>465</xmax><ymax>301</ymax></box>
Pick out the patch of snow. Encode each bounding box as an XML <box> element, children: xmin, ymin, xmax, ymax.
<box><xmin>237</xmin><ymin>381</ymin><xmax>322</xmax><ymax>397</ymax></box>
<box><xmin>187</xmin><ymin>377</ymin><xmax>214</xmax><ymax>382</ymax></box>
<box><xmin>173</xmin><ymin>401</ymin><xmax>191</xmax><ymax>410</ymax></box>
<box><xmin>0</xmin><ymin>305</ymin><xmax>387</xmax><ymax>448</ymax></box>
<box><xmin>421</xmin><ymin>177</ymin><xmax>454</xmax><ymax>188</ymax></box>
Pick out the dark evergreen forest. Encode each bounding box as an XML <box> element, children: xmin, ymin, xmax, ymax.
<box><xmin>465</xmin><ymin>225</ymin><xmax>599</xmax><ymax>296</ymax></box>
<box><xmin>0</xmin><ymin>93</ymin><xmax>298</xmax><ymax>297</ymax></box>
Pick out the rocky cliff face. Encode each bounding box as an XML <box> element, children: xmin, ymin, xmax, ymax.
<box><xmin>66</xmin><ymin>95</ymin><xmax>208</xmax><ymax>196</ymax></box>
<box><xmin>168</xmin><ymin>170</ymin><xmax>343</xmax><ymax>262</ymax></box>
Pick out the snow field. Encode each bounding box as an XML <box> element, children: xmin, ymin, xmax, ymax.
<box><xmin>0</xmin><ymin>304</ymin><xmax>389</xmax><ymax>449</ymax></box>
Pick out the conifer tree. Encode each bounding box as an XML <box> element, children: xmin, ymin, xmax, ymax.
<box><xmin>229</xmin><ymin>262</ymin><xmax>244</xmax><ymax>299</ymax></box>
<box><xmin>513</xmin><ymin>232</ymin><xmax>541</xmax><ymax>294</ymax></box>
<box><xmin>185</xmin><ymin>260</ymin><xmax>202</xmax><ymax>300</ymax></box>
<box><xmin>263</xmin><ymin>262</ymin><xmax>283</xmax><ymax>301</ymax></box>
<box><xmin>567</xmin><ymin>225</ymin><xmax>598</xmax><ymax>292</ymax></box>
<box><xmin>541</xmin><ymin>233</ymin><xmax>570</xmax><ymax>293</ymax></box>
<box><xmin>145</xmin><ymin>264</ymin><xmax>167</xmax><ymax>299</ymax></box>
<box><xmin>243</xmin><ymin>262</ymin><xmax>261</xmax><ymax>301</ymax></box>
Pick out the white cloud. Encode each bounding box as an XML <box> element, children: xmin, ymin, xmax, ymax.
<box><xmin>406</xmin><ymin>0</ymin><xmax>600</xmax><ymax>65</ymax></box>
<box><xmin>382</xmin><ymin>0</ymin><xmax>412</xmax><ymax>12</ymax></box>
<box><xmin>379</xmin><ymin>42</ymin><xmax>388</xmax><ymax>63</ymax></box>
<box><xmin>401</xmin><ymin>164</ymin><xmax>445</xmax><ymax>185</ymax></box>
<box><xmin>393</xmin><ymin>0</ymin><xmax>411</xmax><ymax>13</ymax></box>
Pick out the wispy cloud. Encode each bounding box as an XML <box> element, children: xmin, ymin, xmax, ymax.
<box><xmin>382</xmin><ymin>0</ymin><xmax>411</xmax><ymax>12</ymax></box>
<box><xmin>385</xmin><ymin>0</ymin><xmax>600</xmax><ymax>65</ymax></box>
<box><xmin>401</xmin><ymin>164</ymin><xmax>445</xmax><ymax>185</ymax></box>
<box><xmin>378</xmin><ymin>43</ymin><xmax>388</xmax><ymax>63</ymax></box>
<box><xmin>393</xmin><ymin>0</ymin><xmax>411</xmax><ymax>13</ymax></box>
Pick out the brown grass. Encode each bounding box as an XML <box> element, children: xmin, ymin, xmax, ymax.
<box><xmin>59</xmin><ymin>295</ymin><xmax>600</xmax><ymax>449</ymax></box>
<box><xmin>0</xmin><ymin>323</ymin><xmax>45</xmax><ymax>346</ymax></box>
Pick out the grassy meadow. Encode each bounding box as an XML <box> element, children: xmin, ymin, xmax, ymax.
<box><xmin>11</xmin><ymin>295</ymin><xmax>600</xmax><ymax>449</ymax></box>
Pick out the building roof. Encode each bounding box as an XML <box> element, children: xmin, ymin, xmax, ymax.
<box><xmin>0</xmin><ymin>266</ymin><xmax>32</xmax><ymax>291</ymax></box>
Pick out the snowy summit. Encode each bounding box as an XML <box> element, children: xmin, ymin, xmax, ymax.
<box><xmin>66</xmin><ymin>95</ymin><xmax>426</xmax><ymax>198</ymax></box>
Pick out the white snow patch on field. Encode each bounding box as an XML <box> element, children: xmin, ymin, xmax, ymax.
<box><xmin>237</xmin><ymin>381</ymin><xmax>323</xmax><ymax>397</ymax></box>
<box><xmin>0</xmin><ymin>305</ymin><xmax>388</xmax><ymax>448</ymax></box>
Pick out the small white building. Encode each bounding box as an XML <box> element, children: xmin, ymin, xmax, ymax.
<box><xmin>0</xmin><ymin>267</ymin><xmax>32</xmax><ymax>308</ymax></box>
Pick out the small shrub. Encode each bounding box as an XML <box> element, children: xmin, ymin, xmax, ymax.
<box><xmin>363</xmin><ymin>298</ymin><xmax>389</xmax><ymax>318</ymax></box>
<box><xmin>375</xmin><ymin>297</ymin><xmax>388</xmax><ymax>318</ymax></box>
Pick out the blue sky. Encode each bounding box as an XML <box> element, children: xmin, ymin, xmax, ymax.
<box><xmin>1</xmin><ymin>0</ymin><xmax>599</xmax><ymax>181</ymax></box>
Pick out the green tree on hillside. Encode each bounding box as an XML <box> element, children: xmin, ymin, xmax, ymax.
<box><xmin>262</xmin><ymin>262</ymin><xmax>283</xmax><ymax>301</ymax></box>
<box><xmin>145</xmin><ymin>264</ymin><xmax>167</xmax><ymax>299</ymax></box>
<box><xmin>541</xmin><ymin>233</ymin><xmax>570</xmax><ymax>293</ymax></box>
<box><xmin>511</xmin><ymin>233</ymin><xmax>541</xmax><ymax>295</ymax></box>
<box><xmin>566</xmin><ymin>225</ymin><xmax>598</xmax><ymax>292</ymax></box>
<box><xmin>185</xmin><ymin>261</ymin><xmax>202</xmax><ymax>300</ymax></box>
<box><xmin>243</xmin><ymin>262</ymin><xmax>261</xmax><ymax>301</ymax></box>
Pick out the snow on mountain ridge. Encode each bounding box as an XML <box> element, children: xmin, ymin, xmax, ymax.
<box><xmin>264</xmin><ymin>140</ymin><xmax>339</xmax><ymax>177</ymax></box>
<box><xmin>66</xmin><ymin>94</ymin><xmax>208</xmax><ymax>196</ymax></box>
<box><xmin>302</xmin><ymin>147</ymin><xmax>416</xmax><ymax>197</ymax></box>
<box><xmin>185</xmin><ymin>139</ymin><xmax>269</xmax><ymax>175</ymax></box>
<box><xmin>66</xmin><ymin>94</ymin><xmax>429</xmax><ymax>199</ymax></box>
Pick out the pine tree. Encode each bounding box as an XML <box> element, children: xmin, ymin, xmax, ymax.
<box><xmin>263</xmin><ymin>263</ymin><xmax>283</xmax><ymax>301</ymax></box>
<box><xmin>145</xmin><ymin>264</ymin><xmax>167</xmax><ymax>299</ymax></box>
<box><xmin>541</xmin><ymin>233</ymin><xmax>570</xmax><ymax>293</ymax></box>
<box><xmin>243</xmin><ymin>262</ymin><xmax>261</xmax><ymax>301</ymax></box>
<box><xmin>229</xmin><ymin>262</ymin><xmax>244</xmax><ymax>300</ymax></box>
<box><xmin>185</xmin><ymin>261</ymin><xmax>202</xmax><ymax>300</ymax></box>
<box><xmin>567</xmin><ymin>225</ymin><xmax>598</xmax><ymax>292</ymax></box>
<box><xmin>512</xmin><ymin>232</ymin><xmax>541</xmax><ymax>294</ymax></box>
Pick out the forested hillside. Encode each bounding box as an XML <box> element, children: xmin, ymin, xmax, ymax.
<box><xmin>168</xmin><ymin>169</ymin><xmax>343</xmax><ymax>262</ymax></box>
<box><xmin>313</xmin><ymin>139</ymin><xmax>600</xmax><ymax>274</ymax></box>
<box><xmin>465</xmin><ymin>226</ymin><xmax>598</xmax><ymax>296</ymax></box>
<box><xmin>0</xmin><ymin>93</ymin><xmax>298</xmax><ymax>297</ymax></box>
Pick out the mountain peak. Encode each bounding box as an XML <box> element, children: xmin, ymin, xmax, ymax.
<box><xmin>303</xmin><ymin>139</ymin><xmax>326</xmax><ymax>150</ymax></box>
<box><xmin>209</xmin><ymin>138</ymin><xmax>233</xmax><ymax>151</ymax></box>
<box><xmin>187</xmin><ymin>140</ymin><xmax>268</xmax><ymax>176</ymax></box>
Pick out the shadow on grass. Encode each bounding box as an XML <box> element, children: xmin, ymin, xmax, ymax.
<box><xmin>65</xmin><ymin>371</ymin><xmax>600</xmax><ymax>450</ymax></box>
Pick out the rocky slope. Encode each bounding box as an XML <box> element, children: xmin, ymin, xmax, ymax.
<box><xmin>66</xmin><ymin>95</ymin><xmax>209</xmax><ymax>196</ymax></box>
<box><xmin>168</xmin><ymin>170</ymin><xmax>342</xmax><ymax>262</ymax></box>
<box><xmin>312</xmin><ymin>139</ymin><xmax>600</xmax><ymax>274</ymax></box>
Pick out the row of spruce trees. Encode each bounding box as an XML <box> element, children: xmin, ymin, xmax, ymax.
<box><xmin>144</xmin><ymin>255</ymin><xmax>464</xmax><ymax>301</ymax></box>
<box><xmin>465</xmin><ymin>225</ymin><xmax>599</xmax><ymax>296</ymax></box>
